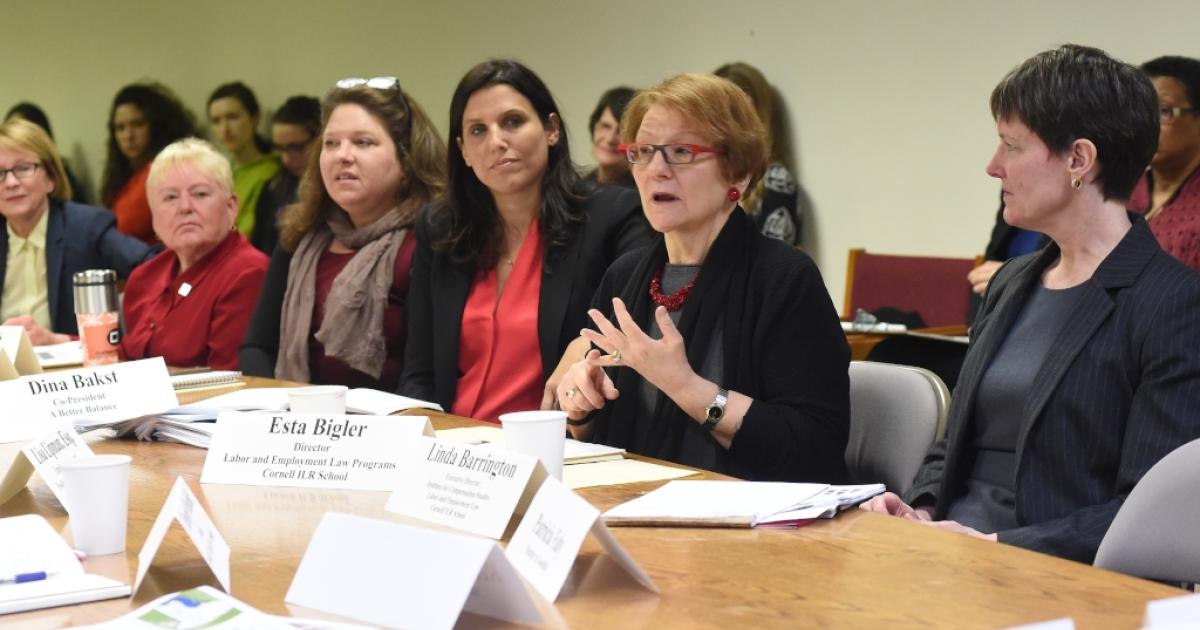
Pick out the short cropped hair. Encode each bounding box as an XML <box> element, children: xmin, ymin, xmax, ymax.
<box><xmin>1141</xmin><ymin>55</ymin><xmax>1200</xmax><ymax>109</ymax></box>
<box><xmin>0</xmin><ymin>118</ymin><xmax>72</xmax><ymax>201</ymax></box>
<box><xmin>990</xmin><ymin>44</ymin><xmax>1159</xmax><ymax>201</ymax></box>
<box><xmin>271</xmin><ymin>95</ymin><xmax>322</xmax><ymax>138</ymax></box>
<box><xmin>588</xmin><ymin>87</ymin><xmax>636</xmax><ymax>134</ymax></box>
<box><xmin>5</xmin><ymin>102</ymin><xmax>53</xmax><ymax>139</ymax></box>
<box><xmin>622</xmin><ymin>73</ymin><xmax>768</xmax><ymax>192</ymax></box>
<box><xmin>147</xmin><ymin>138</ymin><xmax>234</xmax><ymax>196</ymax></box>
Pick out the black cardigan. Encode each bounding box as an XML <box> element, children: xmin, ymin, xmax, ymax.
<box><xmin>588</xmin><ymin>209</ymin><xmax>850</xmax><ymax>482</ymax></box>
<box><xmin>399</xmin><ymin>185</ymin><xmax>651</xmax><ymax>410</ymax></box>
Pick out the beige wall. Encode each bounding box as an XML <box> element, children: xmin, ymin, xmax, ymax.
<box><xmin>5</xmin><ymin>0</ymin><xmax>1197</xmax><ymax>304</ymax></box>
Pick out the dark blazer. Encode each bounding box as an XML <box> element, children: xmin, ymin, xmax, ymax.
<box><xmin>399</xmin><ymin>185</ymin><xmax>651</xmax><ymax>409</ymax></box>
<box><xmin>0</xmin><ymin>200</ymin><xmax>154</xmax><ymax>335</ymax></box>
<box><xmin>908</xmin><ymin>216</ymin><xmax>1200</xmax><ymax>563</ymax></box>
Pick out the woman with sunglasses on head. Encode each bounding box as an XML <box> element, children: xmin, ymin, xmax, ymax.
<box><xmin>553</xmin><ymin>73</ymin><xmax>849</xmax><ymax>482</ymax></box>
<box><xmin>862</xmin><ymin>46</ymin><xmax>1200</xmax><ymax>564</ymax></box>
<box><xmin>100</xmin><ymin>82</ymin><xmax>197</xmax><ymax>244</ymax></box>
<box><xmin>1</xmin><ymin>119</ymin><xmax>153</xmax><ymax>345</ymax></box>
<box><xmin>207</xmin><ymin>81</ymin><xmax>281</xmax><ymax>241</ymax></box>
<box><xmin>399</xmin><ymin>59</ymin><xmax>651</xmax><ymax>422</ymax></box>
<box><xmin>241</xmin><ymin>78</ymin><xmax>446</xmax><ymax>390</ymax></box>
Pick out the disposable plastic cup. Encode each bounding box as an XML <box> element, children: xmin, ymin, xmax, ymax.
<box><xmin>289</xmin><ymin>385</ymin><xmax>348</xmax><ymax>414</ymax></box>
<box><xmin>58</xmin><ymin>454</ymin><xmax>132</xmax><ymax>556</ymax></box>
<box><xmin>499</xmin><ymin>410</ymin><xmax>567</xmax><ymax>480</ymax></box>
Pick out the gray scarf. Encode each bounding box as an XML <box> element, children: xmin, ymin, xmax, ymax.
<box><xmin>275</xmin><ymin>208</ymin><xmax>408</xmax><ymax>382</ymax></box>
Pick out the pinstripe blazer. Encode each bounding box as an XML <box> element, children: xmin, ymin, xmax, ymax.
<box><xmin>907</xmin><ymin>216</ymin><xmax>1200</xmax><ymax>563</ymax></box>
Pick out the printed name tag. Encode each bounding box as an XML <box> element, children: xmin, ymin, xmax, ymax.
<box><xmin>201</xmin><ymin>412</ymin><xmax>433</xmax><ymax>490</ymax></box>
<box><xmin>0</xmin><ymin>325</ymin><xmax>41</xmax><ymax>380</ymax></box>
<box><xmin>287</xmin><ymin>512</ymin><xmax>541</xmax><ymax>630</ymax></box>
<box><xmin>385</xmin><ymin>436</ymin><xmax>545</xmax><ymax>539</ymax></box>
<box><xmin>506</xmin><ymin>475</ymin><xmax>658</xmax><ymax>601</ymax></box>
<box><xmin>20</xmin><ymin>423</ymin><xmax>94</xmax><ymax>510</ymax></box>
<box><xmin>135</xmin><ymin>476</ymin><xmax>231</xmax><ymax>594</ymax></box>
<box><xmin>1</xmin><ymin>357</ymin><xmax>177</xmax><ymax>438</ymax></box>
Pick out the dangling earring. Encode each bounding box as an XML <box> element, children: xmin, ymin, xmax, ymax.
<box><xmin>727</xmin><ymin>187</ymin><xmax>741</xmax><ymax>202</ymax></box>
<box><xmin>1071</xmin><ymin>178</ymin><xmax>1082</xmax><ymax>190</ymax></box>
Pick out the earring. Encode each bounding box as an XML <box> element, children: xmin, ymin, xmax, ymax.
<box><xmin>1071</xmin><ymin>178</ymin><xmax>1082</xmax><ymax>189</ymax></box>
<box><xmin>727</xmin><ymin>187</ymin><xmax>741</xmax><ymax>202</ymax></box>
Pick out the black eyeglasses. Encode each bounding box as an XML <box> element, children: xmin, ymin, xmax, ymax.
<box><xmin>335</xmin><ymin>77</ymin><xmax>400</xmax><ymax>91</ymax></box>
<box><xmin>0</xmin><ymin>162</ymin><xmax>40</xmax><ymax>182</ymax></box>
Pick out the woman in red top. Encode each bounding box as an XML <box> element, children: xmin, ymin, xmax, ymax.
<box><xmin>240</xmin><ymin>79</ymin><xmax>446</xmax><ymax>390</ymax></box>
<box><xmin>400</xmin><ymin>60</ymin><xmax>650</xmax><ymax>422</ymax></box>
<box><xmin>122</xmin><ymin>139</ymin><xmax>267</xmax><ymax>369</ymax></box>
<box><xmin>100</xmin><ymin>83</ymin><xmax>196</xmax><ymax>244</ymax></box>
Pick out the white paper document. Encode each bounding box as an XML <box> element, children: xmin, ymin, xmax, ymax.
<box><xmin>345</xmin><ymin>388</ymin><xmax>442</xmax><ymax>414</ymax></box>
<box><xmin>33</xmin><ymin>340</ymin><xmax>84</xmax><ymax>369</ymax></box>
<box><xmin>0</xmin><ymin>514</ymin><xmax>131</xmax><ymax>614</ymax></box>
<box><xmin>74</xmin><ymin>585</ymin><xmax>293</xmax><ymax>629</ymax></box>
<box><xmin>286</xmin><ymin>512</ymin><xmax>542</xmax><ymax>630</ymax></box>
<box><xmin>602</xmin><ymin>480</ymin><xmax>883</xmax><ymax>527</ymax></box>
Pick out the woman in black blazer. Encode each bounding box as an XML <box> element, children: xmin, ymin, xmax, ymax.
<box><xmin>863</xmin><ymin>45</ymin><xmax>1200</xmax><ymax>563</ymax></box>
<box><xmin>399</xmin><ymin>60</ymin><xmax>650</xmax><ymax>421</ymax></box>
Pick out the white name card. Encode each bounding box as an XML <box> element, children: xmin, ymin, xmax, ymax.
<box><xmin>20</xmin><ymin>423</ymin><xmax>94</xmax><ymax>510</ymax></box>
<box><xmin>135</xmin><ymin>476</ymin><xmax>231</xmax><ymax>594</ymax></box>
<box><xmin>286</xmin><ymin>512</ymin><xmax>542</xmax><ymax>630</ymax></box>
<box><xmin>0</xmin><ymin>325</ymin><xmax>42</xmax><ymax>380</ymax></box>
<box><xmin>506</xmin><ymin>475</ymin><xmax>657</xmax><ymax>601</ymax></box>
<box><xmin>1</xmin><ymin>358</ymin><xmax>177</xmax><ymax>436</ymax></box>
<box><xmin>1145</xmin><ymin>594</ymin><xmax>1200</xmax><ymax>627</ymax></box>
<box><xmin>201</xmin><ymin>412</ymin><xmax>433</xmax><ymax>490</ymax></box>
<box><xmin>385</xmin><ymin>436</ymin><xmax>545</xmax><ymax>539</ymax></box>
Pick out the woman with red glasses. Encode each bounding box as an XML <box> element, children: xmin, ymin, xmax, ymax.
<box><xmin>554</xmin><ymin>73</ymin><xmax>849</xmax><ymax>482</ymax></box>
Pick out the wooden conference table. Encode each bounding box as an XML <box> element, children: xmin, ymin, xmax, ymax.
<box><xmin>1</xmin><ymin>377</ymin><xmax>1181</xmax><ymax>628</ymax></box>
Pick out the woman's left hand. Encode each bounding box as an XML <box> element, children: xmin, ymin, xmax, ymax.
<box><xmin>581</xmin><ymin>298</ymin><xmax>694</xmax><ymax>393</ymax></box>
<box><xmin>3</xmin><ymin>315</ymin><xmax>71</xmax><ymax>346</ymax></box>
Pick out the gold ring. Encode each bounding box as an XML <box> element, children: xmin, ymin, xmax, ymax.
<box><xmin>565</xmin><ymin>388</ymin><xmax>577</xmax><ymax>400</ymax></box>
<box><xmin>611</xmin><ymin>349</ymin><xmax>622</xmax><ymax>363</ymax></box>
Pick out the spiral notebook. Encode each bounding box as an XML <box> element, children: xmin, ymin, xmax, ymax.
<box><xmin>169</xmin><ymin>370</ymin><xmax>243</xmax><ymax>392</ymax></box>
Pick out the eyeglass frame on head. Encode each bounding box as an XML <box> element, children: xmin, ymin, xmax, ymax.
<box><xmin>0</xmin><ymin>162</ymin><xmax>40</xmax><ymax>183</ymax></box>
<box><xmin>1159</xmin><ymin>106</ymin><xmax>1195</xmax><ymax>123</ymax></box>
<box><xmin>335</xmin><ymin>76</ymin><xmax>401</xmax><ymax>91</ymax></box>
<box><xmin>618</xmin><ymin>143</ymin><xmax>724</xmax><ymax>165</ymax></box>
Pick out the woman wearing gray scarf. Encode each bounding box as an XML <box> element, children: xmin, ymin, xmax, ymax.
<box><xmin>241</xmin><ymin>78</ymin><xmax>446</xmax><ymax>389</ymax></box>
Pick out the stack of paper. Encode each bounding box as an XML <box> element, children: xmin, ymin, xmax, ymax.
<box><xmin>602</xmin><ymin>480</ymin><xmax>885</xmax><ymax>528</ymax></box>
<box><xmin>33</xmin><ymin>341</ymin><xmax>83</xmax><ymax>369</ymax></box>
<box><xmin>0</xmin><ymin>514</ymin><xmax>131</xmax><ymax>614</ymax></box>
<box><xmin>436</xmin><ymin>425</ymin><xmax>626</xmax><ymax>464</ymax></box>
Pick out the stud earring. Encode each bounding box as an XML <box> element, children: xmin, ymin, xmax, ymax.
<box><xmin>727</xmin><ymin>187</ymin><xmax>741</xmax><ymax>202</ymax></box>
<box><xmin>1071</xmin><ymin>178</ymin><xmax>1082</xmax><ymax>189</ymax></box>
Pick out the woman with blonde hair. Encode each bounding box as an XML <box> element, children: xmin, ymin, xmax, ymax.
<box><xmin>242</xmin><ymin>78</ymin><xmax>446</xmax><ymax>390</ymax></box>
<box><xmin>714</xmin><ymin>62</ymin><xmax>802</xmax><ymax>246</ymax></box>
<box><xmin>0</xmin><ymin>118</ymin><xmax>152</xmax><ymax>344</ymax></box>
<box><xmin>121</xmin><ymin>139</ymin><xmax>268</xmax><ymax>369</ymax></box>
<box><xmin>555</xmin><ymin>73</ymin><xmax>849</xmax><ymax>481</ymax></box>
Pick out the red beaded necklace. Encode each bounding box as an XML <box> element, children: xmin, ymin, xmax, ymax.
<box><xmin>649</xmin><ymin>268</ymin><xmax>699</xmax><ymax>311</ymax></box>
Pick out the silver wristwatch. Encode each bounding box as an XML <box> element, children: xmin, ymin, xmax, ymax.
<box><xmin>702</xmin><ymin>387</ymin><xmax>729</xmax><ymax>432</ymax></box>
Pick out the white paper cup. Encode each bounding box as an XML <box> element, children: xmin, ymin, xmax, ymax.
<box><xmin>57</xmin><ymin>454</ymin><xmax>132</xmax><ymax>556</ymax></box>
<box><xmin>289</xmin><ymin>385</ymin><xmax>348</xmax><ymax>414</ymax></box>
<box><xmin>499</xmin><ymin>410</ymin><xmax>567</xmax><ymax>480</ymax></box>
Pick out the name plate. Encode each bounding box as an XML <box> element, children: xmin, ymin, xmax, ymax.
<box><xmin>135</xmin><ymin>476</ymin><xmax>231</xmax><ymax>594</ymax></box>
<box><xmin>0</xmin><ymin>357</ymin><xmax>177</xmax><ymax>439</ymax></box>
<box><xmin>385</xmin><ymin>436</ymin><xmax>545</xmax><ymax>539</ymax></box>
<box><xmin>286</xmin><ymin>512</ymin><xmax>541</xmax><ymax>630</ymax></box>
<box><xmin>0</xmin><ymin>423</ymin><xmax>93</xmax><ymax>507</ymax></box>
<box><xmin>0</xmin><ymin>325</ymin><xmax>41</xmax><ymax>380</ymax></box>
<box><xmin>506</xmin><ymin>475</ymin><xmax>657</xmax><ymax>601</ymax></box>
<box><xmin>201</xmin><ymin>412</ymin><xmax>433</xmax><ymax>490</ymax></box>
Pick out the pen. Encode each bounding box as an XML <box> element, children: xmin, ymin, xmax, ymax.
<box><xmin>0</xmin><ymin>571</ymin><xmax>58</xmax><ymax>584</ymax></box>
